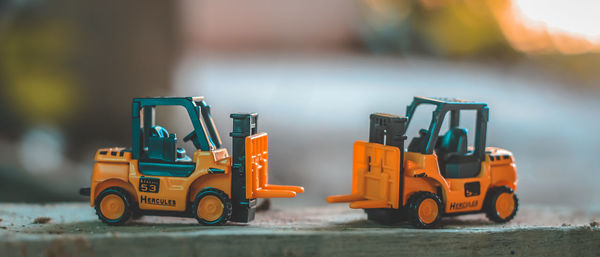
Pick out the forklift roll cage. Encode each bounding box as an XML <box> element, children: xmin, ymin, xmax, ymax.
<box><xmin>405</xmin><ymin>97</ymin><xmax>489</xmax><ymax>160</ymax></box>
<box><xmin>131</xmin><ymin>97</ymin><xmax>222</xmax><ymax>160</ymax></box>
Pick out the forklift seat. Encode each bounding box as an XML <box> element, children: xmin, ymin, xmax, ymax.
<box><xmin>152</xmin><ymin>126</ymin><xmax>169</xmax><ymax>138</ymax></box>
<box><xmin>148</xmin><ymin>126</ymin><xmax>177</xmax><ymax>162</ymax></box>
<box><xmin>437</xmin><ymin>128</ymin><xmax>468</xmax><ymax>161</ymax></box>
<box><xmin>437</xmin><ymin>128</ymin><xmax>481</xmax><ymax>178</ymax></box>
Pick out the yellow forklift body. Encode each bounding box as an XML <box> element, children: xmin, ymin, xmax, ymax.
<box><xmin>84</xmin><ymin>97</ymin><xmax>303</xmax><ymax>226</ymax></box>
<box><xmin>91</xmin><ymin>142</ymin><xmax>305</xmax><ymax>211</ymax></box>
<box><xmin>91</xmin><ymin>148</ymin><xmax>232</xmax><ymax>212</ymax></box>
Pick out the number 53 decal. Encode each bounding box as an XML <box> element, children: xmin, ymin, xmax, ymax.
<box><xmin>139</xmin><ymin>177</ymin><xmax>160</xmax><ymax>193</ymax></box>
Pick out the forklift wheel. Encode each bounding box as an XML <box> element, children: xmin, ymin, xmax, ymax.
<box><xmin>193</xmin><ymin>188</ymin><xmax>232</xmax><ymax>225</ymax></box>
<box><xmin>485</xmin><ymin>186</ymin><xmax>518</xmax><ymax>223</ymax></box>
<box><xmin>95</xmin><ymin>187</ymin><xmax>133</xmax><ymax>226</ymax></box>
<box><xmin>407</xmin><ymin>192</ymin><xmax>442</xmax><ymax>229</ymax></box>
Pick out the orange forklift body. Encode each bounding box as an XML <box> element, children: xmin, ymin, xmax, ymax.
<box><xmin>327</xmin><ymin>143</ymin><xmax>517</xmax><ymax>213</ymax></box>
<box><xmin>327</xmin><ymin>97</ymin><xmax>519</xmax><ymax>228</ymax></box>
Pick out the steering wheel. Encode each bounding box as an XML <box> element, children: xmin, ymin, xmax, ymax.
<box><xmin>418</xmin><ymin>129</ymin><xmax>429</xmax><ymax>137</ymax></box>
<box><xmin>183</xmin><ymin>131</ymin><xmax>197</xmax><ymax>143</ymax></box>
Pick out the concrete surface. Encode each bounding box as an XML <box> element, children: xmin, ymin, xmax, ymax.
<box><xmin>0</xmin><ymin>203</ymin><xmax>599</xmax><ymax>256</ymax></box>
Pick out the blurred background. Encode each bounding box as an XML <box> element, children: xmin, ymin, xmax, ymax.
<box><xmin>0</xmin><ymin>0</ymin><xmax>598</xmax><ymax>210</ymax></box>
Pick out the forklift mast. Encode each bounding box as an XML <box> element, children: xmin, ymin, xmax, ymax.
<box><xmin>368</xmin><ymin>113</ymin><xmax>408</xmax><ymax>207</ymax></box>
<box><xmin>229</xmin><ymin>113</ymin><xmax>259</xmax><ymax>222</ymax></box>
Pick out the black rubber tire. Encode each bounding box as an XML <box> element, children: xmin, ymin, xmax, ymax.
<box><xmin>192</xmin><ymin>188</ymin><xmax>232</xmax><ymax>226</ymax></box>
<box><xmin>406</xmin><ymin>191</ymin><xmax>443</xmax><ymax>229</ymax></box>
<box><xmin>94</xmin><ymin>187</ymin><xmax>133</xmax><ymax>226</ymax></box>
<box><xmin>484</xmin><ymin>186</ymin><xmax>519</xmax><ymax>223</ymax></box>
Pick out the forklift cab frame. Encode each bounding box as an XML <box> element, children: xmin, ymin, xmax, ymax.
<box><xmin>131</xmin><ymin>97</ymin><xmax>223</xmax><ymax>177</ymax></box>
<box><xmin>406</xmin><ymin>97</ymin><xmax>489</xmax><ymax>178</ymax></box>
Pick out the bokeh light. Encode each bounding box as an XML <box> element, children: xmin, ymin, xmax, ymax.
<box><xmin>497</xmin><ymin>0</ymin><xmax>600</xmax><ymax>54</ymax></box>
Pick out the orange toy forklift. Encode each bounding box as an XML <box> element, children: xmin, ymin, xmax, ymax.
<box><xmin>327</xmin><ymin>97</ymin><xmax>518</xmax><ymax>228</ymax></box>
<box><xmin>80</xmin><ymin>97</ymin><xmax>303</xmax><ymax>225</ymax></box>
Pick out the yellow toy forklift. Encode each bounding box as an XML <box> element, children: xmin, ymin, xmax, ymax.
<box><xmin>80</xmin><ymin>97</ymin><xmax>303</xmax><ymax>225</ymax></box>
<box><xmin>327</xmin><ymin>97</ymin><xmax>518</xmax><ymax>228</ymax></box>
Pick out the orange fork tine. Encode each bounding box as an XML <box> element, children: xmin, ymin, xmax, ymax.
<box><xmin>253</xmin><ymin>189</ymin><xmax>297</xmax><ymax>198</ymax></box>
<box><xmin>326</xmin><ymin>194</ymin><xmax>365</xmax><ymax>203</ymax></box>
<box><xmin>264</xmin><ymin>184</ymin><xmax>305</xmax><ymax>193</ymax></box>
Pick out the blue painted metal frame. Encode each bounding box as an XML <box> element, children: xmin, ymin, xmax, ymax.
<box><xmin>131</xmin><ymin>97</ymin><xmax>222</xmax><ymax>160</ymax></box>
<box><xmin>138</xmin><ymin>162</ymin><xmax>196</xmax><ymax>177</ymax></box>
<box><xmin>405</xmin><ymin>96</ymin><xmax>489</xmax><ymax>159</ymax></box>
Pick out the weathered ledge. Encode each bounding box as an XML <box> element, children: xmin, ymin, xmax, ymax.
<box><xmin>0</xmin><ymin>203</ymin><xmax>598</xmax><ymax>257</ymax></box>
